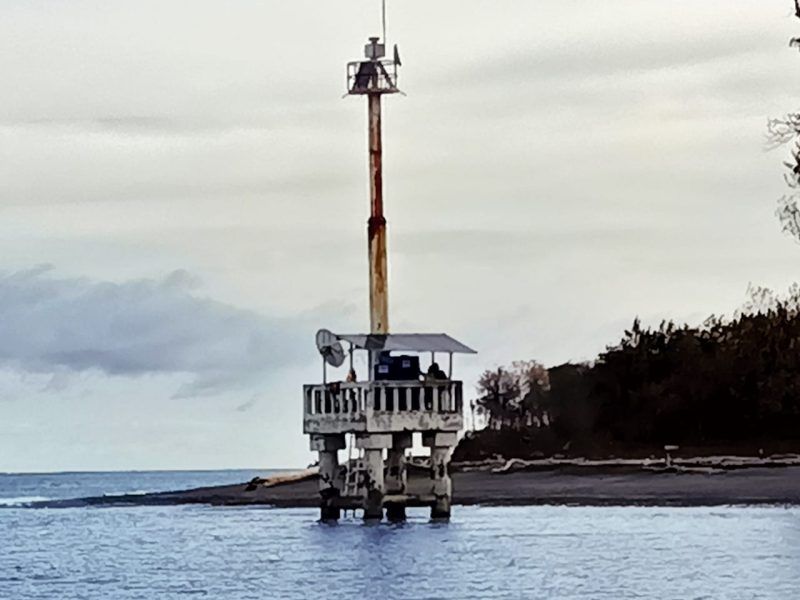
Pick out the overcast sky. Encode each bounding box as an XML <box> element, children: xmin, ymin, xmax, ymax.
<box><xmin>2</xmin><ymin>0</ymin><xmax>800</xmax><ymax>472</ymax></box>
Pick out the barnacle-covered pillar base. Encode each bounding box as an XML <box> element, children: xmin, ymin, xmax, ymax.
<box><xmin>310</xmin><ymin>434</ymin><xmax>345</xmax><ymax>521</ymax></box>
<box><xmin>356</xmin><ymin>433</ymin><xmax>392</xmax><ymax>520</ymax></box>
<box><xmin>423</xmin><ymin>432</ymin><xmax>458</xmax><ymax>519</ymax></box>
<box><xmin>385</xmin><ymin>432</ymin><xmax>413</xmax><ymax>521</ymax></box>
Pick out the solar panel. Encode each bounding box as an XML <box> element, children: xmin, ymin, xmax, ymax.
<box><xmin>333</xmin><ymin>333</ymin><xmax>477</xmax><ymax>354</ymax></box>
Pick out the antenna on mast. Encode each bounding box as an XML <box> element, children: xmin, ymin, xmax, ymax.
<box><xmin>381</xmin><ymin>0</ymin><xmax>401</xmax><ymax>69</ymax></box>
<box><xmin>382</xmin><ymin>0</ymin><xmax>387</xmax><ymax>43</ymax></box>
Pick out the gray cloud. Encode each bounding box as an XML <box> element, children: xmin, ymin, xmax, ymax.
<box><xmin>235</xmin><ymin>395</ymin><xmax>259</xmax><ymax>413</ymax></box>
<box><xmin>2</xmin><ymin>104</ymin><xmax>344</xmax><ymax>137</ymax></box>
<box><xmin>421</xmin><ymin>18</ymin><xmax>773</xmax><ymax>95</ymax></box>
<box><xmin>0</xmin><ymin>266</ymin><xmax>317</xmax><ymax>397</ymax></box>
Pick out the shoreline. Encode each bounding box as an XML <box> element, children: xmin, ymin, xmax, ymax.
<box><xmin>22</xmin><ymin>464</ymin><xmax>800</xmax><ymax>509</ymax></box>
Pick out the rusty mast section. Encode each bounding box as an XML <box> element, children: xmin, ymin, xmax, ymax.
<box><xmin>347</xmin><ymin>37</ymin><xmax>400</xmax><ymax>334</ymax></box>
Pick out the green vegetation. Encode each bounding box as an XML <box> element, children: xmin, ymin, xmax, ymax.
<box><xmin>454</xmin><ymin>286</ymin><xmax>800</xmax><ymax>461</ymax></box>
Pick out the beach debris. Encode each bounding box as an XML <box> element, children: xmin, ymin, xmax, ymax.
<box><xmin>664</xmin><ymin>445</ymin><xmax>679</xmax><ymax>468</ymax></box>
<box><xmin>476</xmin><ymin>454</ymin><xmax>800</xmax><ymax>475</ymax></box>
<box><xmin>244</xmin><ymin>468</ymin><xmax>319</xmax><ymax>491</ymax></box>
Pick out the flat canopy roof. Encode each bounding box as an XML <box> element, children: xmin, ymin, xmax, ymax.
<box><xmin>334</xmin><ymin>333</ymin><xmax>477</xmax><ymax>354</ymax></box>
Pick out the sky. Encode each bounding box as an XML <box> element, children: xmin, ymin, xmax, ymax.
<box><xmin>2</xmin><ymin>0</ymin><xmax>800</xmax><ymax>472</ymax></box>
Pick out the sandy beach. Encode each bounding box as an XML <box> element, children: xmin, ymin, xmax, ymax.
<box><xmin>38</xmin><ymin>464</ymin><xmax>800</xmax><ymax>509</ymax></box>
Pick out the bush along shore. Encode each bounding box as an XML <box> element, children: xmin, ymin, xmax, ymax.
<box><xmin>454</xmin><ymin>285</ymin><xmax>800</xmax><ymax>464</ymax></box>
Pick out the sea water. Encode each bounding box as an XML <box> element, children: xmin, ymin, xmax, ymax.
<box><xmin>1</xmin><ymin>471</ymin><xmax>799</xmax><ymax>599</ymax></box>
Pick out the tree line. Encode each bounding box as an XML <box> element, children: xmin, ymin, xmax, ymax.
<box><xmin>455</xmin><ymin>286</ymin><xmax>800</xmax><ymax>460</ymax></box>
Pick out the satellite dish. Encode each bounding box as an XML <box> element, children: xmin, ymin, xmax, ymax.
<box><xmin>316</xmin><ymin>329</ymin><xmax>346</xmax><ymax>368</ymax></box>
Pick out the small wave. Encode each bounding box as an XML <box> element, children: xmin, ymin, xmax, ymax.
<box><xmin>103</xmin><ymin>490</ymin><xmax>149</xmax><ymax>497</ymax></box>
<box><xmin>0</xmin><ymin>496</ymin><xmax>50</xmax><ymax>506</ymax></box>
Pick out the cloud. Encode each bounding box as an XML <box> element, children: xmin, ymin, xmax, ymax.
<box><xmin>0</xmin><ymin>267</ymin><xmax>317</xmax><ymax>396</ymax></box>
<box><xmin>235</xmin><ymin>395</ymin><xmax>259</xmax><ymax>413</ymax></box>
<box><xmin>42</xmin><ymin>371</ymin><xmax>71</xmax><ymax>393</ymax></box>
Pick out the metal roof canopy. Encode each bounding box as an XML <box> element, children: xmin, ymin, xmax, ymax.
<box><xmin>335</xmin><ymin>333</ymin><xmax>476</xmax><ymax>354</ymax></box>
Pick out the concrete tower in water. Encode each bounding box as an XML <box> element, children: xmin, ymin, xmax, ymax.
<box><xmin>302</xmin><ymin>10</ymin><xmax>476</xmax><ymax>522</ymax></box>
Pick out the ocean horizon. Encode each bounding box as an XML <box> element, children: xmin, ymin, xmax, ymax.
<box><xmin>0</xmin><ymin>468</ymin><xmax>286</xmax><ymax>507</ymax></box>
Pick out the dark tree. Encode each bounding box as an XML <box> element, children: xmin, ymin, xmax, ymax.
<box><xmin>455</xmin><ymin>286</ymin><xmax>800</xmax><ymax>462</ymax></box>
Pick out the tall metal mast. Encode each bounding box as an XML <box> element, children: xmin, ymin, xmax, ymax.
<box><xmin>346</xmin><ymin>32</ymin><xmax>401</xmax><ymax>335</ymax></box>
<box><xmin>301</xmin><ymin>21</ymin><xmax>469</xmax><ymax>522</ymax></box>
<box><xmin>368</xmin><ymin>84</ymin><xmax>388</xmax><ymax>335</ymax></box>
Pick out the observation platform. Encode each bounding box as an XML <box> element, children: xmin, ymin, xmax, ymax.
<box><xmin>304</xmin><ymin>331</ymin><xmax>475</xmax><ymax>520</ymax></box>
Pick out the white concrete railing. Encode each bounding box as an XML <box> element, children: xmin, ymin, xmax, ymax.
<box><xmin>303</xmin><ymin>380</ymin><xmax>464</xmax><ymax>419</ymax></box>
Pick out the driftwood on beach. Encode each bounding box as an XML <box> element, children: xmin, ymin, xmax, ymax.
<box><xmin>473</xmin><ymin>454</ymin><xmax>800</xmax><ymax>474</ymax></box>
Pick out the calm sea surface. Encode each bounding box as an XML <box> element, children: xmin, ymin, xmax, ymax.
<box><xmin>1</xmin><ymin>471</ymin><xmax>799</xmax><ymax>599</ymax></box>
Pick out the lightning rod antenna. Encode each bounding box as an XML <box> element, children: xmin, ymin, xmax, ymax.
<box><xmin>382</xmin><ymin>0</ymin><xmax>387</xmax><ymax>43</ymax></box>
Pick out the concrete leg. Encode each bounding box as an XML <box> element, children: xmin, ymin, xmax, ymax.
<box><xmin>385</xmin><ymin>433</ymin><xmax>412</xmax><ymax>522</ymax></box>
<box><xmin>311</xmin><ymin>434</ymin><xmax>345</xmax><ymax>521</ymax></box>
<box><xmin>362</xmin><ymin>448</ymin><xmax>385</xmax><ymax>520</ymax></box>
<box><xmin>355</xmin><ymin>433</ymin><xmax>392</xmax><ymax>521</ymax></box>
<box><xmin>318</xmin><ymin>450</ymin><xmax>340</xmax><ymax>520</ymax></box>
<box><xmin>356</xmin><ymin>433</ymin><xmax>392</xmax><ymax>519</ymax></box>
<box><xmin>422</xmin><ymin>432</ymin><xmax>457</xmax><ymax>520</ymax></box>
<box><xmin>430</xmin><ymin>446</ymin><xmax>452</xmax><ymax>519</ymax></box>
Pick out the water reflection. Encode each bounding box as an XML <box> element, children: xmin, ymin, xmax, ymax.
<box><xmin>2</xmin><ymin>505</ymin><xmax>798</xmax><ymax>599</ymax></box>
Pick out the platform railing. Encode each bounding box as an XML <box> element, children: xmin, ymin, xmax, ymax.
<box><xmin>304</xmin><ymin>382</ymin><xmax>368</xmax><ymax>417</ymax></box>
<box><xmin>303</xmin><ymin>380</ymin><xmax>463</xmax><ymax>419</ymax></box>
<box><xmin>346</xmin><ymin>59</ymin><xmax>399</xmax><ymax>95</ymax></box>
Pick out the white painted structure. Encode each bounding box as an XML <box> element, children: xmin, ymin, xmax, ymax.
<box><xmin>303</xmin><ymin>333</ymin><xmax>475</xmax><ymax>520</ymax></box>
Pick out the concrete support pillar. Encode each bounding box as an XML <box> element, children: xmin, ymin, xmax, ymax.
<box><xmin>385</xmin><ymin>432</ymin><xmax>412</xmax><ymax>521</ymax></box>
<box><xmin>356</xmin><ymin>433</ymin><xmax>392</xmax><ymax>520</ymax></box>
<box><xmin>423</xmin><ymin>431</ymin><xmax>458</xmax><ymax>520</ymax></box>
<box><xmin>362</xmin><ymin>448</ymin><xmax>384</xmax><ymax>520</ymax></box>
<box><xmin>310</xmin><ymin>434</ymin><xmax>345</xmax><ymax>521</ymax></box>
<box><xmin>429</xmin><ymin>446</ymin><xmax>452</xmax><ymax>519</ymax></box>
